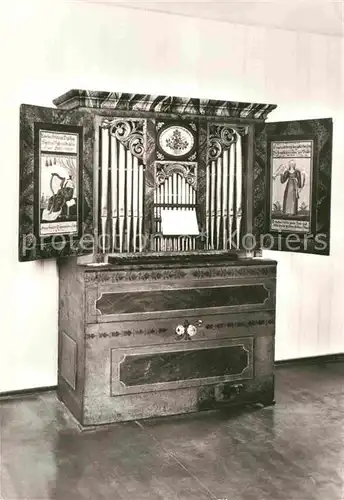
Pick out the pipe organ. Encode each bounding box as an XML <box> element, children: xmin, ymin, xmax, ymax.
<box><xmin>206</xmin><ymin>124</ymin><xmax>245</xmax><ymax>251</ymax></box>
<box><xmin>153</xmin><ymin>162</ymin><xmax>197</xmax><ymax>252</ymax></box>
<box><xmin>99</xmin><ymin>119</ymin><xmax>145</xmax><ymax>254</ymax></box>
<box><xmin>19</xmin><ymin>89</ymin><xmax>283</xmax><ymax>427</ymax></box>
<box><xmin>95</xmin><ymin>117</ymin><xmax>250</xmax><ymax>259</ymax></box>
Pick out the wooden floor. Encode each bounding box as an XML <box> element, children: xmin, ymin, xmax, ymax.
<box><xmin>0</xmin><ymin>361</ymin><xmax>343</xmax><ymax>500</ymax></box>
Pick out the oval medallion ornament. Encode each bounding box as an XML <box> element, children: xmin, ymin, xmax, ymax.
<box><xmin>159</xmin><ymin>126</ymin><xmax>194</xmax><ymax>157</ymax></box>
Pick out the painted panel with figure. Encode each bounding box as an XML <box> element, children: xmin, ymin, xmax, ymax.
<box><xmin>19</xmin><ymin>104</ymin><xmax>94</xmax><ymax>261</ymax></box>
<box><xmin>37</xmin><ymin>126</ymin><xmax>80</xmax><ymax>237</ymax></box>
<box><xmin>270</xmin><ymin>139</ymin><xmax>313</xmax><ymax>234</ymax></box>
<box><xmin>261</xmin><ymin>118</ymin><xmax>333</xmax><ymax>256</ymax></box>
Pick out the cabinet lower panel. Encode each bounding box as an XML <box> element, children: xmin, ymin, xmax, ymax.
<box><xmin>79</xmin><ymin>331</ymin><xmax>274</xmax><ymax>426</ymax></box>
<box><xmin>111</xmin><ymin>337</ymin><xmax>253</xmax><ymax>395</ymax></box>
<box><xmin>58</xmin><ymin>257</ymin><xmax>277</xmax><ymax>426</ymax></box>
<box><xmin>79</xmin><ymin>375</ymin><xmax>275</xmax><ymax>426</ymax></box>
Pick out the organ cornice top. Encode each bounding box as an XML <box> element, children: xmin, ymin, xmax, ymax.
<box><xmin>53</xmin><ymin>89</ymin><xmax>277</xmax><ymax>121</ymax></box>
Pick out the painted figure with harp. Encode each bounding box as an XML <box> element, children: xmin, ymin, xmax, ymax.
<box><xmin>41</xmin><ymin>156</ymin><xmax>77</xmax><ymax>223</ymax></box>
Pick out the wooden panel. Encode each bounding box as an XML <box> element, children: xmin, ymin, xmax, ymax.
<box><xmin>85</xmin><ymin>310</ymin><xmax>275</xmax><ymax>347</ymax></box>
<box><xmin>19</xmin><ymin>104</ymin><xmax>94</xmax><ymax>261</ymax></box>
<box><xmin>111</xmin><ymin>337</ymin><xmax>253</xmax><ymax>395</ymax></box>
<box><xmin>144</xmin><ymin>118</ymin><xmax>156</xmax><ymax>251</ymax></box>
<box><xmin>57</xmin><ymin>257</ymin><xmax>86</xmax><ymax>422</ymax></box>
<box><xmin>87</xmin><ymin>279</ymin><xmax>275</xmax><ymax>323</ymax></box>
<box><xmin>81</xmin><ymin>305</ymin><xmax>275</xmax><ymax>425</ymax></box>
<box><xmin>115</xmin><ymin>339</ymin><xmax>252</xmax><ymax>393</ymax></box>
<box><xmin>83</xmin><ymin>363</ymin><xmax>273</xmax><ymax>425</ymax></box>
<box><xmin>96</xmin><ymin>284</ymin><xmax>269</xmax><ymax>315</ymax></box>
<box><xmin>60</xmin><ymin>332</ymin><xmax>77</xmax><ymax>390</ymax></box>
<box><xmin>264</xmin><ymin>118</ymin><xmax>333</xmax><ymax>255</ymax></box>
<box><xmin>253</xmin><ymin>122</ymin><xmax>268</xmax><ymax>243</ymax></box>
<box><xmin>198</xmin><ymin>119</ymin><xmax>207</xmax><ymax>250</ymax></box>
<box><xmin>86</xmin><ymin>277</ymin><xmax>276</xmax><ymax>324</ymax></box>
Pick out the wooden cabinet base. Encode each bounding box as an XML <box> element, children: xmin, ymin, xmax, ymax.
<box><xmin>58</xmin><ymin>255</ymin><xmax>277</xmax><ymax>427</ymax></box>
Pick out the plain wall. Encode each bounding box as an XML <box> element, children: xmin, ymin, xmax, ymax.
<box><xmin>0</xmin><ymin>0</ymin><xmax>342</xmax><ymax>391</ymax></box>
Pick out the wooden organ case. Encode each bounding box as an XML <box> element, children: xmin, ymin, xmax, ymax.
<box><xmin>21</xmin><ymin>89</ymin><xmax>332</xmax><ymax>427</ymax></box>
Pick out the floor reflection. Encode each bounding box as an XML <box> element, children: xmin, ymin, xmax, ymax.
<box><xmin>0</xmin><ymin>362</ymin><xmax>343</xmax><ymax>500</ymax></box>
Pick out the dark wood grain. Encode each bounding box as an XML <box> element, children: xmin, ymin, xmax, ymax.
<box><xmin>142</xmin><ymin>118</ymin><xmax>156</xmax><ymax>250</ymax></box>
<box><xmin>197</xmin><ymin>119</ymin><xmax>208</xmax><ymax>250</ymax></box>
<box><xmin>96</xmin><ymin>284</ymin><xmax>269</xmax><ymax>315</ymax></box>
<box><xmin>119</xmin><ymin>344</ymin><xmax>250</xmax><ymax>386</ymax></box>
<box><xmin>253</xmin><ymin>122</ymin><xmax>268</xmax><ymax>243</ymax></box>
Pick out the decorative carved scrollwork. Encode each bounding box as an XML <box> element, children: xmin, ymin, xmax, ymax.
<box><xmin>155</xmin><ymin>161</ymin><xmax>197</xmax><ymax>188</ymax></box>
<box><xmin>207</xmin><ymin>124</ymin><xmax>248</xmax><ymax>161</ymax></box>
<box><xmin>102</xmin><ymin>118</ymin><xmax>145</xmax><ymax>160</ymax></box>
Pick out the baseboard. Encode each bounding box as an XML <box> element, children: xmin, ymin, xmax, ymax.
<box><xmin>0</xmin><ymin>385</ymin><xmax>57</xmax><ymax>400</ymax></box>
<box><xmin>0</xmin><ymin>354</ymin><xmax>343</xmax><ymax>398</ymax></box>
<box><xmin>275</xmin><ymin>353</ymin><xmax>344</xmax><ymax>367</ymax></box>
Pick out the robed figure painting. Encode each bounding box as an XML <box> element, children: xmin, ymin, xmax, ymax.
<box><xmin>273</xmin><ymin>159</ymin><xmax>306</xmax><ymax>216</ymax></box>
<box><xmin>270</xmin><ymin>140</ymin><xmax>313</xmax><ymax>234</ymax></box>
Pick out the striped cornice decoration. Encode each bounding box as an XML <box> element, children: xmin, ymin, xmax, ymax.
<box><xmin>53</xmin><ymin>89</ymin><xmax>277</xmax><ymax>120</ymax></box>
